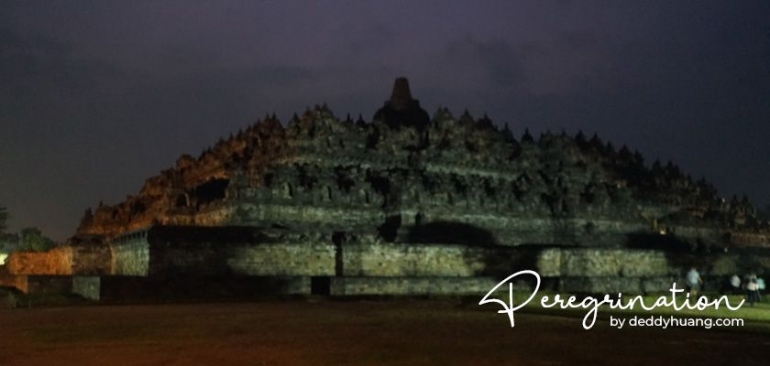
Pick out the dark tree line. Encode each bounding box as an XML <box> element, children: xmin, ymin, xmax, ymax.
<box><xmin>0</xmin><ymin>205</ymin><xmax>54</xmax><ymax>253</ymax></box>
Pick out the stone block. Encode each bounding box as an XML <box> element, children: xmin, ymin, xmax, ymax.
<box><xmin>73</xmin><ymin>276</ymin><xmax>101</xmax><ymax>301</ymax></box>
<box><xmin>330</xmin><ymin>276</ymin><xmax>499</xmax><ymax>296</ymax></box>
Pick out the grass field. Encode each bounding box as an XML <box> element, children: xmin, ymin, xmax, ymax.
<box><xmin>1</xmin><ymin>297</ymin><xmax>769</xmax><ymax>366</ymax></box>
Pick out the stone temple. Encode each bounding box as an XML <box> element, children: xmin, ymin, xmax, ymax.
<box><xmin>4</xmin><ymin>78</ymin><xmax>770</xmax><ymax>300</ymax></box>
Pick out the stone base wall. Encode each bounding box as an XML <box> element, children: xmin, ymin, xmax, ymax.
<box><xmin>111</xmin><ymin>240</ymin><xmax>149</xmax><ymax>276</ymax></box>
<box><xmin>71</xmin><ymin>244</ymin><xmax>112</xmax><ymax>275</ymax></box>
<box><xmin>560</xmin><ymin>276</ymin><xmax>679</xmax><ymax>294</ymax></box>
<box><xmin>330</xmin><ymin>276</ymin><xmax>499</xmax><ymax>296</ymax></box>
<box><xmin>342</xmin><ymin>243</ymin><xmax>484</xmax><ymax>277</ymax></box>
<box><xmin>73</xmin><ymin>276</ymin><xmax>101</xmax><ymax>300</ymax></box>
<box><xmin>537</xmin><ymin>248</ymin><xmax>770</xmax><ymax>279</ymax></box>
<box><xmin>112</xmin><ymin>239</ymin><xmax>335</xmax><ymax>278</ymax></box>
<box><xmin>0</xmin><ymin>269</ymin><xmax>27</xmax><ymax>293</ymax></box>
<box><xmin>537</xmin><ymin>249</ymin><xmax>675</xmax><ymax>278</ymax></box>
<box><xmin>6</xmin><ymin>247</ymin><xmax>73</xmax><ymax>275</ymax></box>
<box><xmin>13</xmin><ymin>229</ymin><xmax>770</xmax><ymax>299</ymax></box>
<box><xmin>96</xmin><ymin>275</ymin><xmax>310</xmax><ymax>301</ymax></box>
<box><xmin>25</xmin><ymin>276</ymin><xmax>73</xmax><ymax>294</ymax></box>
<box><xmin>326</xmin><ymin>276</ymin><xmax>681</xmax><ymax>297</ymax></box>
<box><xmin>227</xmin><ymin>243</ymin><xmax>335</xmax><ymax>276</ymax></box>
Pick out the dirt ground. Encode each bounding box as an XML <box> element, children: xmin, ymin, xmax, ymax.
<box><xmin>0</xmin><ymin>300</ymin><xmax>768</xmax><ymax>366</ymax></box>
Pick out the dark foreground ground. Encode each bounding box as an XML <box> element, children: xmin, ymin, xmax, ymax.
<box><xmin>0</xmin><ymin>300</ymin><xmax>768</xmax><ymax>366</ymax></box>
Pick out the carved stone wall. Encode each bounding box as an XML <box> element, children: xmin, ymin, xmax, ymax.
<box><xmin>341</xmin><ymin>243</ymin><xmax>484</xmax><ymax>277</ymax></box>
<box><xmin>330</xmin><ymin>277</ymin><xmax>499</xmax><ymax>296</ymax></box>
<box><xmin>6</xmin><ymin>247</ymin><xmax>73</xmax><ymax>275</ymax></box>
<box><xmin>112</xmin><ymin>239</ymin><xmax>149</xmax><ymax>276</ymax></box>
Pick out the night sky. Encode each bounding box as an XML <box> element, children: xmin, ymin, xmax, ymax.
<box><xmin>1</xmin><ymin>1</ymin><xmax>768</xmax><ymax>241</ymax></box>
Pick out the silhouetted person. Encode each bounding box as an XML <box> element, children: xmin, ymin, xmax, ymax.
<box><xmin>757</xmin><ymin>277</ymin><xmax>765</xmax><ymax>302</ymax></box>
<box><xmin>730</xmin><ymin>274</ymin><xmax>741</xmax><ymax>295</ymax></box>
<box><xmin>747</xmin><ymin>278</ymin><xmax>760</xmax><ymax>306</ymax></box>
<box><xmin>687</xmin><ymin>267</ymin><xmax>703</xmax><ymax>297</ymax></box>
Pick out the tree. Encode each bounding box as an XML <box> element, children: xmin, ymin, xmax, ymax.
<box><xmin>18</xmin><ymin>227</ymin><xmax>53</xmax><ymax>252</ymax></box>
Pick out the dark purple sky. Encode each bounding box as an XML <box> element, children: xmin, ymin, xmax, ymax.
<box><xmin>1</xmin><ymin>1</ymin><xmax>768</xmax><ymax>240</ymax></box>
